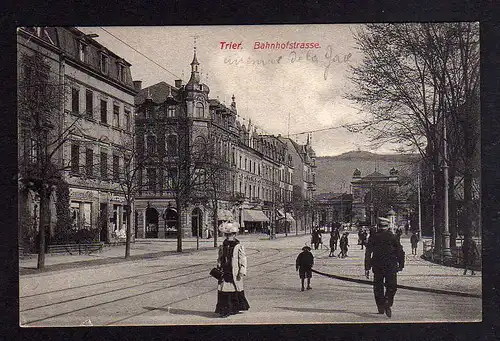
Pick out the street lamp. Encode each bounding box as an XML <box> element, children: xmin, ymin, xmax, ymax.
<box><xmin>441</xmin><ymin>119</ymin><xmax>452</xmax><ymax>259</ymax></box>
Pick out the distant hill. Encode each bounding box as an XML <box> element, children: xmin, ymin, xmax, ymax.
<box><xmin>315</xmin><ymin>150</ymin><xmax>419</xmax><ymax>194</ymax></box>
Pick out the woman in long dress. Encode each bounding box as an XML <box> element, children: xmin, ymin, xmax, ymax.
<box><xmin>214</xmin><ymin>222</ymin><xmax>250</xmax><ymax>317</ymax></box>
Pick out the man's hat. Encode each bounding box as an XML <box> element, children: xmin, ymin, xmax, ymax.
<box><xmin>378</xmin><ymin>217</ymin><xmax>390</xmax><ymax>227</ymax></box>
<box><xmin>302</xmin><ymin>245</ymin><xmax>311</xmax><ymax>251</ymax></box>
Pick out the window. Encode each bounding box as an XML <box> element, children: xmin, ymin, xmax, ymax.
<box><xmin>100</xmin><ymin>100</ymin><xmax>107</xmax><ymax>123</ymax></box>
<box><xmin>86</xmin><ymin>90</ymin><xmax>93</xmax><ymax>119</ymax></box>
<box><xmin>167</xmin><ymin>106</ymin><xmax>176</xmax><ymax>118</ymax></box>
<box><xmin>113</xmin><ymin>155</ymin><xmax>119</xmax><ymax>181</ymax></box>
<box><xmin>117</xmin><ymin>63</ymin><xmax>126</xmax><ymax>82</ymax></box>
<box><xmin>195</xmin><ymin>103</ymin><xmax>204</xmax><ymax>118</ymax></box>
<box><xmin>124</xmin><ymin>156</ymin><xmax>130</xmax><ymax>177</ymax></box>
<box><xmin>85</xmin><ymin>148</ymin><xmax>93</xmax><ymax>177</ymax></box>
<box><xmin>100</xmin><ymin>53</ymin><xmax>108</xmax><ymax>74</ymax></box>
<box><xmin>29</xmin><ymin>138</ymin><xmax>37</xmax><ymax>163</ymax></box>
<box><xmin>124</xmin><ymin>109</ymin><xmax>130</xmax><ymax>131</ymax></box>
<box><xmin>100</xmin><ymin>152</ymin><xmax>107</xmax><ymax>179</ymax></box>
<box><xmin>147</xmin><ymin>168</ymin><xmax>156</xmax><ymax>191</ymax></box>
<box><xmin>113</xmin><ymin>104</ymin><xmax>120</xmax><ymax>128</ymax></box>
<box><xmin>146</xmin><ymin>135</ymin><xmax>157</xmax><ymax>155</ymax></box>
<box><xmin>166</xmin><ymin>168</ymin><xmax>178</xmax><ymax>189</ymax></box>
<box><xmin>79</xmin><ymin>41</ymin><xmax>87</xmax><ymax>62</ymax></box>
<box><xmin>72</xmin><ymin>87</ymin><xmax>79</xmax><ymax>114</ymax></box>
<box><xmin>166</xmin><ymin>134</ymin><xmax>178</xmax><ymax>156</ymax></box>
<box><xmin>71</xmin><ymin>144</ymin><xmax>79</xmax><ymax>174</ymax></box>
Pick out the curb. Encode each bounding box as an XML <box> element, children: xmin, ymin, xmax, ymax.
<box><xmin>311</xmin><ymin>269</ymin><xmax>481</xmax><ymax>299</ymax></box>
<box><xmin>19</xmin><ymin>246</ymin><xmax>216</xmax><ymax>276</ymax></box>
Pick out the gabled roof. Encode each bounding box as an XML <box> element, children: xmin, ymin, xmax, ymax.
<box><xmin>135</xmin><ymin>82</ymin><xmax>180</xmax><ymax>105</ymax></box>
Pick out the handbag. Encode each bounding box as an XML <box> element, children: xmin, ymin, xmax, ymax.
<box><xmin>209</xmin><ymin>267</ymin><xmax>223</xmax><ymax>281</ymax></box>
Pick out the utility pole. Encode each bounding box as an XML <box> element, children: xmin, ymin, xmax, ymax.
<box><xmin>417</xmin><ymin>171</ymin><xmax>422</xmax><ymax>240</ymax></box>
<box><xmin>442</xmin><ymin>118</ymin><xmax>452</xmax><ymax>259</ymax></box>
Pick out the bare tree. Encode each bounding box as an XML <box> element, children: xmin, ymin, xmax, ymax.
<box><xmin>346</xmin><ymin>23</ymin><xmax>480</xmax><ymax>249</ymax></box>
<box><xmin>18</xmin><ymin>52</ymin><xmax>82</xmax><ymax>269</ymax></box>
<box><xmin>115</xmin><ymin>133</ymin><xmax>148</xmax><ymax>258</ymax></box>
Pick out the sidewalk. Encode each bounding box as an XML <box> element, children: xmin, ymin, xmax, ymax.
<box><xmin>18</xmin><ymin>232</ymin><xmax>482</xmax><ymax>298</ymax></box>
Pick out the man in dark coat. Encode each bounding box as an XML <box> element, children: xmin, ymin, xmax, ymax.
<box><xmin>296</xmin><ymin>245</ymin><xmax>314</xmax><ymax>291</ymax></box>
<box><xmin>364</xmin><ymin>217</ymin><xmax>405</xmax><ymax>318</ymax></box>
<box><xmin>462</xmin><ymin>235</ymin><xmax>479</xmax><ymax>275</ymax></box>
<box><xmin>329</xmin><ymin>227</ymin><xmax>340</xmax><ymax>257</ymax></box>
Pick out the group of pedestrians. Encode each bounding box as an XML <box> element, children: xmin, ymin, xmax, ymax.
<box><xmin>212</xmin><ymin>216</ymin><xmax>479</xmax><ymax>319</ymax></box>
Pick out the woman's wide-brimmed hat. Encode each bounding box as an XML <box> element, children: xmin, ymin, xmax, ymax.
<box><xmin>218</xmin><ymin>221</ymin><xmax>239</xmax><ymax>234</ymax></box>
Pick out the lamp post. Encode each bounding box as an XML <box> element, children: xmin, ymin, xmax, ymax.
<box><xmin>442</xmin><ymin>118</ymin><xmax>452</xmax><ymax>259</ymax></box>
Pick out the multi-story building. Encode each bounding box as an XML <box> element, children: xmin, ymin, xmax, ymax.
<box><xmin>17</xmin><ymin>27</ymin><xmax>137</xmax><ymax>249</ymax></box>
<box><xmin>133</xmin><ymin>50</ymin><xmax>294</xmax><ymax>238</ymax></box>
<box><xmin>279</xmin><ymin>135</ymin><xmax>317</xmax><ymax>232</ymax></box>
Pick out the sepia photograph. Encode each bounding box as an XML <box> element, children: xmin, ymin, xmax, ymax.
<box><xmin>17</xmin><ymin>23</ymin><xmax>481</xmax><ymax>326</ymax></box>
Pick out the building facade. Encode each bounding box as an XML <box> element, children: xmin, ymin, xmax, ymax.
<box><xmin>280</xmin><ymin>135</ymin><xmax>317</xmax><ymax>232</ymax></box>
<box><xmin>133</xmin><ymin>51</ymin><xmax>295</xmax><ymax>238</ymax></box>
<box><xmin>17</xmin><ymin>27</ymin><xmax>137</xmax><ymax>250</ymax></box>
<box><xmin>350</xmin><ymin>168</ymin><xmax>407</xmax><ymax>227</ymax></box>
<box><xmin>313</xmin><ymin>192</ymin><xmax>353</xmax><ymax>230</ymax></box>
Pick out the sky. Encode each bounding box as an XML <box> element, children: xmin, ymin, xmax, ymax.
<box><xmin>79</xmin><ymin>25</ymin><xmax>399</xmax><ymax>157</ymax></box>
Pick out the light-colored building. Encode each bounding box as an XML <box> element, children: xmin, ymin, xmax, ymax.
<box><xmin>279</xmin><ymin>135</ymin><xmax>317</xmax><ymax>232</ymax></box>
<box><xmin>17</xmin><ymin>26</ymin><xmax>137</xmax><ymax>249</ymax></box>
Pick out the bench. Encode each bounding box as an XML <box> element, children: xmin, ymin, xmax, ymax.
<box><xmin>48</xmin><ymin>242</ymin><xmax>104</xmax><ymax>255</ymax></box>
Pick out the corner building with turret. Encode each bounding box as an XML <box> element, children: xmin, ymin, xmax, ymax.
<box><xmin>133</xmin><ymin>50</ymin><xmax>300</xmax><ymax>238</ymax></box>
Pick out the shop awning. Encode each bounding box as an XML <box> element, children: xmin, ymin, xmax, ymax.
<box><xmin>241</xmin><ymin>209</ymin><xmax>269</xmax><ymax>222</ymax></box>
<box><xmin>217</xmin><ymin>209</ymin><xmax>234</xmax><ymax>221</ymax></box>
<box><xmin>277</xmin><ymin>212</ymin><xmax>295</xmax><ymax>222</ymax></box>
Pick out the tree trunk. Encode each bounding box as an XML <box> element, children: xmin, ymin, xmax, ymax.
<box><xmin>176</xmin><ymin>197</ymin><xmax>182</xmax><ymax>253</ymax></box>
<box><xmin>124</xmin><ymin>203</ymin><xmax>131</xmax><ymax>259</ymax></box>
<box><xmin>213</xmin><ymin>201</ymin><xmax>218</xmax><ymax>248</ymax></box>
<box><xmin>37</xmin><ymin>184</ymin><xmax>48</xmax><ymax>269</ymax></box>
<box><xmin>448</xmin><ymin>171</ymin><xmax>457</xmax><ymax>248</ymax></box>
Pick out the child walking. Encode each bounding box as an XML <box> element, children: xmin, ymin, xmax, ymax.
<box><xmin>339</xmin><ymin>232</ymin><xmax>349</xmax><ymax>258</ymax></box>
<box><xmin>296</xmin><ymin>245</ymin><xmax>314</xmax><ymax>291</ymax></box>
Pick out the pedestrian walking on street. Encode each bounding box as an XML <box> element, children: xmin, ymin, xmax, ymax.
<box><xmin>364</xmin><ymin>217</ymin><xmax>405</xmax><ymax>318</ymax></box>
<box><xmin>311</xmin><ymin>228</ymin><xmax>321</xmax><ymax>250</ymax></box>
<box><xmin>214</xmin><ymin>222</ymin><xmax>250</xmax><ymax>318</ymax></box>
<box><xmin>339</xmin><ymin>232</ymin><xmax>349</xmax><ymax>258</ymax></box>
<box><xmin>462</xmin><ymin>235</ymin><xmax>479</xmax><ymax>276</ymax></box>
<box><xmin>410</xmin><ymin>231</ymin><xmax>419</xmax><ymax>255</ymax></box>
<box><xmin>395</xmin><ymin>226</ymin><xmax>403</xmax><ymax>241</ymax></box>
<box><xmin>296</xmin><ymin>245</ymin><xmax>314</xmax><ymax>291</ymax></box>
<box><xmin>358</xmin><ymin>228</ymin><xmax>368</xmax><ymax>250</ymax></box>
<box><xmin>329</xmin><ymin>228</ymin><xmax>340</xmax><ymax>257</ymax></box>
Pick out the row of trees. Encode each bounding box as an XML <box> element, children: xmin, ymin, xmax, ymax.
<box><xmin>346</xmin><ymin>23</ymin><xmax>480</xmax><ymax>253</ymax></box>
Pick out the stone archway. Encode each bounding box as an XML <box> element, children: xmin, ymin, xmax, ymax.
<box><xmin>163</xmin><ymin>207</ymin><xmax>178</xmax><ymax>238</ymax></box>
<box><xmin>191</xmin><ymin>207</ymin><xmax>203</xmax><ymax>237</ymax></box>
<box><xmin>145</xmin><ymin>207</ymin><xmax>159</xmax><ymax>238</ymax></box>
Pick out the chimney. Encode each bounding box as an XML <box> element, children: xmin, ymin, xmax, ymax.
<box><xmin>175</xmin><ymin>79</ymin><xmax>183</xmax><ymax>88</ymax></box>
<box><xmin>133</xmin><ymin>80</ymin><xmax>142</xmax><ymax>92</ymax></box>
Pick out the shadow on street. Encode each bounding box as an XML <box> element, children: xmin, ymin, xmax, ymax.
<box><xmin>143</xmin><ymin>306</ymin><xmax>217</xmax><ymax>318</ymax></box>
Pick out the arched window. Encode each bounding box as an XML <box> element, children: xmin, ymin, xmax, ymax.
<box><xmin>195</xmin><ymin>103</ymin><xmax>204</xmax><ymax>118</ymax></box>
<box><xmin>146</xmin><ymin>134</ymin><xmax>157</xmax><ymax>156</ymax></box>
<box><xmin>167</xmin><ymin>106</ymin><xmax>176</xmax><ymax>118</ymax></box>
<box><xmin>166</xmin><ymin>134</ymin><xmax>178</xmax><ymax>156</ymax></box>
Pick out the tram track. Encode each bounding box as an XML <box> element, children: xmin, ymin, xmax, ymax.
<box><xmin>21</xmin><ymin>248</ymin><xmax>291</xmax><ymax>326</ymax></box>
<box><xmin>20</xmin><ymin>248</ymin><xmax>264</xmax><ymax>299</ymax></box>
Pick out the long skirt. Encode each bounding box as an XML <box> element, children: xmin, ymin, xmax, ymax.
<box><xmin>215</xmin><ymin>280</ymin><xmax>250</xmax><ymax>315</ymax></box>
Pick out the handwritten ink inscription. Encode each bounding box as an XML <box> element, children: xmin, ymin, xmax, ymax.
<box><xmin>223</xmin><ymin>44</ymin><xmax>352</xmax><ymax>80</ymax></box>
